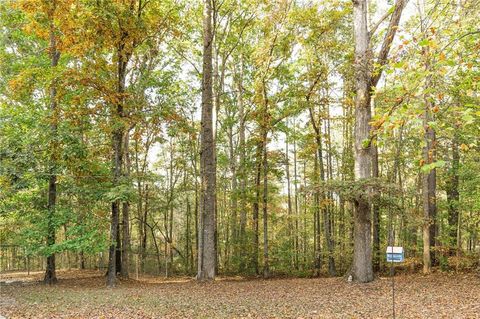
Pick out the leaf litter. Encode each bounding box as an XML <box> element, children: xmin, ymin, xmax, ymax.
<box><xmin>1</xmin><ymin>270</ymin><xmax>479</xmax><ymax>318</ymax></box>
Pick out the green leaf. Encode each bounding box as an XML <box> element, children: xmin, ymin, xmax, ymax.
<box><xmin>418</xmin><ymin>39</ymin><xmax>429</xmax><ymax>46</ymax></box>
<box><xmin>421</xmin><ymin>160</ymin><xmax>446</xmax><ymax>173</ymax></box>
<box><xmin>362</xmin><ymin>138</ymin><xmax>371</xmax><ymax>149</ymax></box>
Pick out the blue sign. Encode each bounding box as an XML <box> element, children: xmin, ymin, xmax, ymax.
<box><xmin>386</xmin><ymin>246</ymin><xmax>404</xmax><ymax>263</ymax></box>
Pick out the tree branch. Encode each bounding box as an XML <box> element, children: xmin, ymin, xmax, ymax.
<box><xmin>370</xmin><ymin>0</ymin><xmax>407</xmax><ymax>88</ymax></box>
<box><xmin>369</xmin><ymin>6</ymin><xmax>395</xmax><ymax>38</ymax></box>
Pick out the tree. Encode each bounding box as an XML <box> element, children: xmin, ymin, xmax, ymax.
<box><xmin>352</xmin><ymin>0</ymin><xmax>405</xmax><ymax>282</ymax></box>
<box><xmin>197</xmin><ymin>0</ymin><xmax>216</xmax><ymax>281</ymax></box>
<box><xmin>40</xmin><ymin>0</ymin><xmax>61</xmax><ymax>285</ymax></box>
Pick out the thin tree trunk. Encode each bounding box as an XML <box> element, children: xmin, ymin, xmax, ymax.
<box><xmin>262</xmin><ymin>129</ymin><xmax>269</xmax><ymax>278</ymax></box>
<box><xmin>309</xmin><ymin>105</ymin><xmax>335</xmax><ymax>276</ymax></box>
<box><xmin>121</xmin><ymin>137</ymin><xmax>131</xmax><ymax>277</ymax></box>
<box><xmin>446</xmin><ymin>135</ymin><xmax>460</xmax><ymax>255</ymax></box>
<box><xmin>134</xmin><ymin>136</ymin><xmax>145</xmax><ymax>271</ymax></box>
<box><xmin>167</xmin><ymin>141</ymin><xmax>175</xmax><ymax>276</ymax></box>
<box><xmin>44</xmin><ymin>12</ymin><xmax>60</xmax><ymax>285</ymax></box>
<box><xmin>422</xmin><ymin>94</ymin><xmax>436</xmax><ymax>274</ymax></box>
<box><xmin>121</xmin><ymin>203</ymin><xmax>130</xmax><ymax>277</ymax></box>
<box><xmin>421</xmin><ymin>18</ymin><xmax>437</xmax><ymax>272</ymax></box>
<box><xmin>237</xmin><ymin>57</ymin><xmax>247</xmax><ymax>272</ymax></box>
<box><xmin>116</xmin><ymin>223</ymin><xmax>122</xmax><ymax>275</ymax></box>
<box><xmin>252</xmin><ymin>139</ymin><xmax>262</xmax><ymax>275</ymax></box>
<box><xmin>107</xmin><ymin>32</ymin><xmax>130</xmax><ymax>287</ymax></box>
<box><xmin>285</xmin><ymin>129</ymin><xmax>294</xmax><ymax>267</ymax></box>
<box><xmin>228</xmin><ymin>122</ymin><xmax>238</xmax><ymax>263</ymax></box>
<box><xmin>197</xmin><ymin>0</ymin><xmax>216</xmax><ymax>281</ymax></box>
<box><xmin>302</xmin><ymin>161</ymin><xmax>308</xmax><ymax>268</ymax></box>
<box><xmin>121</xmin><ymin>131</ymin><xmax>131</xmax><ymax>278</ymax></box>
<box><xmin>293</xmin><ymin>122</ymin><xmax>300</xmax><ymax>268</ymax></box>
<box><xmin>372</xmin><ymin>145</ymin><xmax>380</xmax><ymax>272</ymax></box>
<box><xmin>143</xmin><ymin>184</ymin><xmax>149</xmax><ymax>272</ymax></box>
<box><xmin>324</xmin><ymin>103</ymin><xmax>337</xmax><ymax>276</ymax></box>
<box><xmin>313</xmin><ymin>152</ymin><xmax>322</xmax><ymax>276</ymax></box>
<box><xmin>146</xmin><ymin>223</ymin><xmax>162</xmax><ymax>275</ymax></box>
<box><xmin>187</xmin><ymin>196</ymin><xmax>192</xmax><ymax>273</ymax></box>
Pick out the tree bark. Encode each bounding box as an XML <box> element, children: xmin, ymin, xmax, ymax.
<box><xmin>228</xmin><ymin>115</ymin><xmax>238</xmax><ymax>264</ymax></box>
<box><xmin>372</xmin><ymin>145</ymin><xmax>380</xmax><ymax>272</ymax></box>
<box><xmin>197</xmin><ymin>0</ymin><xmax>216</xmax><ymax>281</ymax></box>
<box><xmin>120</xmin><ymin>130</ymin><xmax>131</xmax><ymax>278</ymax></box>
<box><xmin>422</xmin><ymin>88</ymin><xmax>436</xmax><ymax>274</ymax></box>
<box><xmin>313</xmin><ymin>152</ymin><xmax>322</xmax><ymax>276</ymax></box>
<box><xmin>351</xmin><ymin>0</ymin><xmax>405</xmax><ymax>282</ymax></box>
<box><xmin>446</xmin><ymin>135</ymin><xmax>460</xmax><ymax>254</ymax></box>
<box><xmin>143</xmin><ymin>184</ymin><xmax>149</xmax><ymax>270</ymax></box>
<box><xmin>107</xmin><ymin>30</ymin><xmax>129</xmax><ymax>287</ymax></box>
<box><xmin>308</xmin><ymin>104</ymin><xmax>335</xmax><ymax>276</ymax></box>
<box><xmin>185</xmin><ymin>171</ymin><xmax>194</xmax><ymax>273</ymax></box>
<box><xmin>262</xmin><ymin>129</ymin><xmax>269</xmax><ymax>278</ymax></box>
<box><xmin>285</xmin><ymin>129</ymin><xmax>294</xmax><ymax>268</ymax></box>
<box><xmin>116</xmin><ymin>223</ymin><xmax>122</xmax><ymax>275</ymax></box>
<box><xmin>323</xmin><ymin>103</ymin><xmax>337</xmax><ymax>276</ymax></box>
<box><xmin>421</xmin><ymin>20</ymin><xmax>437</xmax><ymax>272</ymax></box>
<box><xmin>252</xmin><ymin>139</ymin><xmax>262</xmax><ymax>275</ymax></box>
<box><xmin>44</xmin><ymin>11</ymin><xmax>60</xmax><ymax>285</ymax></box>
<box><xmin>352</xmin><ymin>0</ymin><xmax>373</xmax><ymax>283</ymax></box>
<box><xmin>293</xmin><ymin>123</ymin><xmax>301</xmax><ymax>269</ymax></box>
<box><xmin>237</xmin><ymin>58</ymin><xmax>247</xmax><ymax>272</ymax></box>
<box><xmin>121</xmin><ymin>191</ymin><xmax>130</xmax><ymax>275</ymax></box>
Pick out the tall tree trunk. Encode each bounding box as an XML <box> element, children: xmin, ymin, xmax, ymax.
<box><xmin>143</xmin><ymin>183</ymin><xmax>149</xmax><ymax>270</ymax></box>
<box><xmin>446</xmin><ymin>135</ymin><xmax>460</xmax><ymax>255</ymax></box>
<box><xmin>351</xmin><ymin>0</ymin><xmax>405</xmax><ymax>282</ymax></box>
<box><xmin>237</xmin><ymin>58</ymin><xmax>247</xmax><ymax>272</ymax></box>
<box><xmin>324</xmin><ymin>103</ymin><xmax>337</xmax><ymax>276</ymax></box>
<box><xmin>107</xmin><ymin>33</ymin><xmax>129</xmax><ymax>287</ymax></box>
<box><xmin>421</xmin><ymin>18</ymin><xmax>437</xmax><ymax>272</ymax></box>
<box><xmin>352</xmin><ymin>0</ymin><xmax>373</xmax><ymax>283</ymax></box>
<box><xmin>44</xmin><ymin>13</ymin><xmax>60</xmax><ymax>285</ymax></box>
<box><xmin>372</xmin><ymin>145</ymin><xmax>380</xmax><ymax>272</ymax></box>
<box><xmin>302</xmin><ymin>161</ymin><xmax>308</xmax><ymax>268</ymax></box>
<box><xmin>134</xmin><ymin>136</ymin><xmax>145</xmax><ymax>271</ymax></box>
<box><xmin>228</xmin><ymin>122</ymin><xmax>238</xmax><ymax>263</ymax></box>
<box><xmin>166</xmin><ymin>142</ymin><xmax>175</xmax><ymax>276</ymax></box>
<box><xmin>422</xmin><ymin>90</ymin><xmax>436</xmax><ymax>274</ymax></box>
<box><xmin>342</xmin><ymin>78</ymin><xmax>355</xmax><ymax>262</ymax></box>
<box><xmin>293</xmin><ymin>123</ymin><xmax>300</xmax><ymax>268</ymax></box>
<box><xmin>309</xmin><ymin>105</ymin><xmax>335</xmax><ymax>276</ymax></box>
<box><xmin>185</xmin><ymin>171</ymin><xmax>193</xmax><ymax>273</ymax></box>
<box><xmin>262</xmin><ymin>129</ymin><xmax>269</xmax><ymax>278</ymax></box>
<box><xmin>252</xmin><ymin>139</ymin><xmax>262</xmax><ymax>275</ymax></box>
<box><xmin>116</xmin><ymin>223</ymin><xmax>122</xmax><ymax>274</ymax></box>
<box><xmin>197</xmin><ymin>0</ymin><xmax>216</xmax><ymax>281</ymax></box>
<box><xmin>121</xmin><ymin>201</ymin><xmax>130</xmax><ymax>277</ymax></box>
<box><xmin>313</xmin><ymin>152</ymin><xmax>322</xmax><ymax>276</ymax></box>
<box><xmin>121</xmin><ymin>132</ymin><xmax>131</xmax><ymax>277</ymax></box>
<box><xmin>285</xmin><ymin>129</ymin><xmax>294</xmax><ymax>268</ymax></box>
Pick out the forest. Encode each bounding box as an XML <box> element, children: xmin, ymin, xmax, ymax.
<box><xmin>0</xmin><ymin>0</ymin><xmax>479</xmax><ymax>317</ymax></box>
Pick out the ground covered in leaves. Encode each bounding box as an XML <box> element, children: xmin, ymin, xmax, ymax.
<box><xmin>1</xmin><ymin>269</ymin><xmax>479</xmax><ymax>318</ymax></box>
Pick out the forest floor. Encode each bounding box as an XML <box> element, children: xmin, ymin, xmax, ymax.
<box><xmin>1</xmin><ymin>269</ymin><xmax>479</xmax><ymax>318</ymax></box>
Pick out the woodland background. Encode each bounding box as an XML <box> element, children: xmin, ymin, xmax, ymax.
<box><xmin>0</xmin><ymin>0</ymin><xmax>479</xmax><ymax>287</ymax></box>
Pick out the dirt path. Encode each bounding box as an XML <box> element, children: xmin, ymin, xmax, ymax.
<box><xmin>1</xmin><ymin>270</ymin><xmax>479</xmax><ymax>318</ymax></box>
